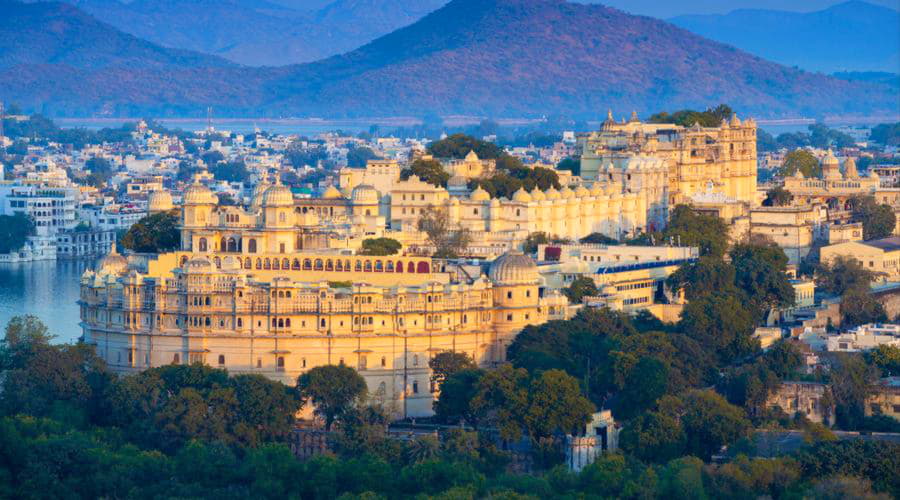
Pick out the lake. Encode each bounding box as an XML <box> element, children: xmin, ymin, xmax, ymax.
<box><xmin>0</xmin><ymin>259</ymin><xmax>99</xmax><ymax>344</ymax></box>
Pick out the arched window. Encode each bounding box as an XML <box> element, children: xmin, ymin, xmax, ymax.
<box><xmin>364</xmin><ymin>261</ymin><xmax>372</xmax><ymax>272</ymax></box>
<box><xmin>417</xmin><ymin>262</ymin><xmax>430</xmax><ymax>273</ymax></box>
<box><xmin>256</xmin><ymin>258</ymin><xmax>262</xmax><ymax>270</ymax></box>
<box><xmin>198</xmin><ymin>238</ymin><xmax>208</xmax><ymax>252</ymax></box>
<box><xmin>407</xmin><ymin>262</ymin><xmax>415</xmax><ymax>273</ymax></box>
<box><xmin>173</xmin><ymin>353</ymin><xmax>180</xmax><ymax>364</ymax></box>
<box><xmin>336</xmin><ymin>260</ymin><xmax>343</xmax><ymax>272</ymax></box>
<box><xmin>237</xmin><ymin>318</ymin><xmax>243</xmax><ymax>328</ymax></box>
<box><xmin>314</xmin><ymin>259</ymin><xmax>323</xmax><ymax>271</ymax></box>
<box><xmin>227</xmin><ymin>238</ymin><xmax>237</xmax><ymax>252</ymax></box>
<box><xmin>277</xmin><ymin>356</ymin><xmax>285</xmax><ymax>368</ymax></box>
<box><xmin>214</xmin><ymin>256</ymin><xmax>221</xmax><ymax>268</ymax></box>
<box><xmin>374</xmin><ymin>260</ymin><xmax>383</xmax><ymax>272</ymax></box>
<box><xmin>220</xmin><ymin>238</ymin><xmax>227</xmax><ymax>252</ymax></box>
<box><xmin>218</xmin><ymin>355</ymin><xmax>225</xmax><ymax>365</ymax></box>
<box><xmin>285</xmin><ymin>318</ymin><xmax>291</xmax><ymax>327</ymax></box>
<box><xmin>355</xmin><ymin>260</ymin><xmax>362</xmax><ymax>272</ymax></box>
<box><xmin>244</xmin><ymin>258</ymin><xmax>252</xmax><ymax>269</ymax></box>
<box><xmin>303</xmin><ymin>259</ymin><xmax>312</xmax><ymax>270</ymax></box>
<box><xmin>273</xmin><ymin>259</ymin><xmax>280</xmax><ymax>270</ymax></box>
<box><xmin>181</xmin><ymin>256</ymin><xmax>188</xmax><ymax>266</ymax></box>
<box><xmin>325</xmin><ymin>260</ymin><xmax>334</xmax><ymax>271</ymax></box>
<box><xmin>381</xmin><ymin>356</ymin><xmax>386</xmax><ymax>367</ymax></box>
<box><xmin>396</xmin><ymin>261</ymin><xmax>404</xmax><ymax>273</ymax></box>
<box><xmin>248</xmin><ymin>239</ymin><xmax>257</xmax><ymax>253</ymax></box>
<box><xmin>283</xmin><ymin>258</ymin><xmax>290</xmax><ymax>270</ymax></box>
<box><xmin>292</xmin><ymin>259</ymin><xmax>300</xmax><ymax>270</ymax></box>
<box><xmin>264</xmin><ymin>258</ymin><xmax>271</xmax><ymax>270</ymax></box>
<box><xmin>386</xmin><ymin>261</ymin><xmax>394</xmax><ymax>272</ymax></box>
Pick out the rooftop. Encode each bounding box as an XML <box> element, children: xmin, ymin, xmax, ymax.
<box><xmin>862</xmin><ymin>236</ymin><xmax>900</xmax><ymax>252</ymax></box>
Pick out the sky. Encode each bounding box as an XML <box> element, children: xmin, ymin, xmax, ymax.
<box><xmin>270</xmin><ymin>0</ymin><xmax>900</xmax><ymax>17</ymax></box>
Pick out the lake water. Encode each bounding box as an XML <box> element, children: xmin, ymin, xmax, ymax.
<box><xmin>0</xmin><ymin>259</ymin><xmax>98</xmax><ymax>344</ymax></box>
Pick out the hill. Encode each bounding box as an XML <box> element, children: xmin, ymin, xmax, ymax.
<box><xmin>58</xmin><ymin>0</ymin><xmax>447</xmax><ymax>66</ymax></box>
<box><xmin>669</xmin><ymin>1</ymin><xmax>900</xmax><ymax>74</ymax></box>
<box><xmin>0</xmin><ymin>0</ymin><xmax>233</xmax><ymax>70</ymax></box>
<box><xmin>266</xmin><ymin>0</ymin><xmax>898</xmax><ymax>117</ymax></box>
<box><xmin>1</xmin><ymin>0</ymin><xmax>896</xmax><ymax>118</ymax></box>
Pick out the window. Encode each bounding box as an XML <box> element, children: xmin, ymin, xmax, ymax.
<box><xmin>507</xmin><ymin>291</ymin><xmax>513</xmax><ymax>299</ymax></box>
<box><xmin>218</xmin><ymin>355</ymin><xmax>225</xmax><ymax>365</ymax></box>
<box><xmin>172</xmin><ymin>353</ymin><xmax>180</xmax><ymax>364</ymax></box>
<box><xmin>412</xmin><ymin>381</ymin><xmax>419</xmax><ymax>394</ymax></box>
<box><xmin>507</xmin><ymin>314</ymin><xmax>513</xmax><ymax>321</ymax></box>
<box><xmin>257</xmin><ymin>358</ymin><xmax>262</xmax><ymax>368</ymax></box>
<box><xmin>359</xmin><ymin>356</ymin><xmax>367</xmax><ymax>370</ymax></box>
<box><xmin>413</xmin><ymin>354</ymin><xmax>419</xmax><ymax>366</ymax></box>
<box><xmin>302</xmin><ymin>358</ymin><xmax>307</xmax><ymax>368</ymax></box>
<box><xmin>277</xmin><ymin>357</ymin><xmax>285</xmax><ymax>371</ymax></box>
<box><xmin>381</xmin><ymin>356</ymin><xmax>386</xmax><ymax>367</ymax></box>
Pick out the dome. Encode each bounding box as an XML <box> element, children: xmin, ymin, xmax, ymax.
<box><xmin>822</xmin><ymin>150</ymin><xmax>839</xmax><ymax>166</ymax></box>
<box><xmin>351</xmin><ymin>184</ymin><xmax>379</xmax><ymax>205</ymax></box>
<box><xmin>147</xmin><ymin>190</ymin><xmax>173</xmax><ymax>213</ymax></box>
<box><xmin>489</xmin><ymin>250</ymin><xmax>539</xmax><ymax>286</ymax></box>
<box><xmin>183</xmin><ymin>256</ymin><xmax>213</xmax><ymax>272</ymax></box>
<box><xmin>530</xmin><ymin>188</ymin><xmax>546</xmax><ymax>201</ymax></box>
<box><xmin>465</xmin><ymin>150</ymin><xmax>480</xmax><ymax>162</ymax></box>
<box><xmin>545</xmin><ymin>187</ymin><xmax>561</xmax><ymax>200</ymax></box>
<box><xmin>589</xmin><ymin>183</ymin><xmax>604</xmax><ymax>196</ymax></box>
<box><xmin>470</xmin><ymin>186</ymin><xmax>491</xmax><ymax>201</ymax></box>
<box><xmin>574</xmin><ymin>185</ymin><xmax>590</xmax><ymax>197</ymax></box>
<box><xmin>262</xmin><ymin>183</ymin><xmax>294</xmax><ymax>207</ymax></box>
<box><xmin>512</xmin><ymin>188</ymin><xmax>532</xmax><ymax>203</ymax></box>
<box><xmin>793</xmin><ymin>169</ymin><xmax>805</xmax><ymax>179</ymax></box>
<box><xmin>322</xmin><ymin>185</ymin><xmax>343</xmax><ymax>199</ymax></box>
<box><xmin>560</xmin><ymin>186</ymin><xmax>575</xmax><ymax>199</ymax></box>
<box><xmin>98</xmin><ymin>244</ymin><xmax>127</xmax><ymax>275</ymax></box>
<box><xmin>252</xmin><ymin>181</ymin><xmax>271</xmax><ymax>198</ymax></box>
<box><xmin>183</xmin><ymin>182</ymin><xmax>217</xmax><ymax>205</ymax></box>
<box><xmin>729</xmin><ymin>114</ymin><xmax>742</xmax><ymax>127</ymax></box>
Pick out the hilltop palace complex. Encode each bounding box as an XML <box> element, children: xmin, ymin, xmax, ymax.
<box><xmin>81</xmin><ymin>113</ymin><xmax>758</xmax><ymax>418</ymax></box>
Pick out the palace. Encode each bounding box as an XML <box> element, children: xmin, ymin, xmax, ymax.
<box><xmin>80</xmin><ymin>223</ymin><xmax>568</xmax><ymax>417</ymax></box>
<box><xmin>578</xmin><ymin>112</ymin><xmax>758</xmax><ymax>206</ymax></box>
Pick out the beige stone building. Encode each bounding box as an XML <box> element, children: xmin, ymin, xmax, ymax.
<box><xmin>578</xmin><ymin>112</ymin><xmax>757</xmax><ymax>206</ymax></box>
<box><xmin>748</xmin><ymin>204</ymin><xmax>828</xmax><ymax>264</ymax></box>
<box><xmin>80</xmin><ymin>244</ymin><xmax>569</xmax><ymax>418</ymax></box>
<box><xmin>820</xmin><ymin>236</ymin><xmax>900</xmax><ymax>282</ymax></box>
<box><xmin>866</xmin><ymin>377</ymin><xmax>900</xmax><ymax>422</ymax></box>
<box><xmin>766</xmin><ymin>381</ymin><xmax>834</xmax><ymax>425</ymax></box>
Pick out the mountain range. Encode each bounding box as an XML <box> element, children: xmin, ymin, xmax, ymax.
<box><xmin>669</xmin><ymin>0</ymin><xmax>900</xmax><ymax>74</ymax></box>
<box><xmin>56</xmin><ymin>0</ymin><xmax>447</xmax><ymax>66</ymax></box>
<box><xmin>0</xmin><ymin>0</ymin><xmax>897</xmax><ymax>118</ymax></box>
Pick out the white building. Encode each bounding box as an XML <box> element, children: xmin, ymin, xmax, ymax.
<box><xmin>826</xmin><ymin>324</ymin><xmax>900</xmax><ymax>352</ymax></box>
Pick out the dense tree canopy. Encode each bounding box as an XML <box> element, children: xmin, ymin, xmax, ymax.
<box><xmin>648</xmin><ymin>104</ymin><xmax>733</xmax><ymax>127</ymax></box>
<box><xmin>400</xmin><ymin>158</ymin><xmax>449</xmax><ymax>187</ymax></box>
<box><xmin>347</xmin><ymin>146</ymin><xmax>379</xmax><ymax>168</ymax></box>
<box><xmin>297</xmin><ymin>364</ymin><xmax>367</xmax><ymax>430</ymax></box>
<box><xmin>120</xmin><ymin>211</ymin><xmax>180</xmax><ymax>254</ymax></box>
<box><xmin>763</xmin><ymin>186</ymin><xmax>793</xmax><ymax>206</ymax></box>
<box><xmin>0</xmin><ymin>213</ymin><xmax>34</xmax><ymax>253</ymax></box>
<box><xmin>211</xmin><ymin>160</ymin><xmax>250</xmax><ymax>183</ymax></box>
<box><xmin>359</xmin><ymin>237</ymin><xmax>402</xmax><ymax>256</ymax></box>
<box><xmin>780</xmin><ymin>149</ymin><xmax>821</xmax><ymax>178</ymax></box>
<box><xmin>850</xmin><ymin>196</ymin><xmax>896</xmax><ymax>241</ymax></box>
<box><xmin>562</xmin><ymin>276</ymin><xmax>599</xmax><ymax>304</ymax></box>
<box><xmin>816</xmin><ymin>255</ymin><xmax>878</xmax><ymax>296</ymax></box>
<box><xmin>663</xmin><ymin>205</ymin><xmax>729</xmax><ymax>258</ymax></box>
<box><xmin>556</xmin><ymin>156</ymin><xmax>580</xmax><ymax>176</ymax></box>
<box><xmin>427</xmin><ymin>134</ymin><xmax>503</xmax><ymax>159</ymax></box>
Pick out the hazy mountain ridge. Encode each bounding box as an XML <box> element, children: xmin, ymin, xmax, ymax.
<box><xmin>669</xmin><ymin>0</ymin><xmax>900</xmax><ymax>74</ymax></box>
<box><xmin>53</xmin><ymin>0</ymin><xmax>447</xmax><ymax>66</ymax></box>
<box><xmin>1</xmin><ymin>0</ymin><xmax>896</xmax><ymax>118</ymax></box>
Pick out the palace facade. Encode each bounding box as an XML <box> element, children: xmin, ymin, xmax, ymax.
<box><xmin>80</xmin><ymin>232</ymin><xmax>568</xmax><ymax>417</ymax></box>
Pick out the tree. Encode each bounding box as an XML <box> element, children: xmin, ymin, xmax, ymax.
<box><xmin>763</xmin><ymin>341</ymin><xmax>803</xmax><ymax>379</ymax></box>
<box><xmin>562</xmin><ymin>277</ymin><xmax>598</xmax><ymax>304</ymax></box>
<box><xmin>427</xmin><ymin>134</ymin><xmax>503</xmax><ymax>159</ymax></box>
<box><xmin>850</xmin><ymin>196</ymin><xmax>896</xmax><ymax>241</ymax></box>
<box><xmin>347</xmin><ymin>146</ymin><xmax>378</xmax><ymax>168</ymax></box>
<box><xmin>869</xmin><ymin>122</ymin><xmax>900</xmax><ymax>146</ymax></box>
<box><xmin>0</xmin><ymin>213</ymin><xmax>34</xmax><ymax>253</ymax></box>
<box><xmin>663</xmin><ymin>205</ymin><xmax>729</xmax><ymax>258</ymax></box>
<box><xmin>764</xmin><ymin>186</ymin><xmax>793</xmax><ymax>207</ymax></box>
<box><xmin>816</xmin><ymin>255</ymin><xmax>878</xmax><ymax>296</ymax></box>
<box><xmin>400</xmin><ymin>158</ymin><xmax>449</xmax><ymax>187</ymax></box>
<box><xmin>781</xmin><ymin>149</ymin><xmax>821</xmax><ymax>178</ymax></box>
<box><xmin>523</xmin><ymin>369</ymin><xmax>595</xmax><ymax>440</ymax></box>
<box><xmin>679</xmin><ymin>293</ymin><xmax>758</xmax><ymax>363</ymax></box>
<box><xmin>666</xmin><ymin>256</ymin><xmax>737</xmax><ymax>301</ymax></box>
<box><xmin>200</xmin><ymin>150</ymin><xmax>224</xmax><ymax>167</ymax></box>
<box><xmin>417</xmin><ymin>205</ymin><xmax>471</xmax><ymax>258</ymax></box>
<box><xmin>120</xmin><ymin>211</ymin><xmax>180</xmax><ymax>254</ymax></box>
<box><xmin>729</xmin><ymin>243</ymin><xmax>795</xmax><ymax>316</ymax></box>
<box><xmin>522</xmin><ymin>231</ymin><xmax>569</xmax><ymax>254</ymax></box>
<box><xmin>297</xmin><ymin>365</ymin><xmax>367</xmax><ymax>430</ymax></box>
<box><xmin>840</xmin><ymin>289</ymin><xmax>887</xmax><ymax>328</ymax></box>
<box><xmin>359</xmin><ymin>238</ymin><xmax>402</xmax><ymax>256</ymax></box>
<box><xmin>579</xmin><ymin>232</ymin><xmax>618</xmax><ymax>245</ymax></box>
<box><xmin>470</xmin><ymin>364</ymin><xmax>530</xmax><ymax>441</ymax></box>
<box><xmin>867</xmin><ymin>345</ymin><xmax>900</xmax><ymax>376</ymax></box>
<box><xmin>83</xmin><ymin>157</ymin><xmax>114</xmax><ymax>187</ymax></box>
<box><xmin>429</xmin><ymin>351</ymin><xmax>477</xmax><ymax>386</ymax></box>
<box><xmin>830</xmin><ymin>355</ymin><xmax>880</xmax><ymax>429</ymax></box>
<box><xmin>433</xmin><ymin>368</ymin><xmax>484</xmax><ymax>426</ymax></box>
<box><xmin>676</xmin><ymin>390</ymin><xmax>751</xmax><ymax>460</ymax></box>
<box><xmin>717</xmin><ymin>361</ymin><xmax>781</xmax><ymax>419</ymax></box>
<box><xmin>648</xmin><ymin>104</ymin><xmax>733</xmax><ymax>127</ymax></box>
<box><xmin>211</xmin><ymin>161</ymin><xmax>250</xmax><ymax>183</ymax></box>
<box><xmin>613</xmin><ymin>356</ymin><xmax>669</xmax><ymax>420</ymax></box>
<box><xmin>619</xmin><ymin>411</ymin><xmax>686</xmax><ymax>463</ymax></box>
<box><xmin>556</xmin><ymin>157</ymin><xmax>580</xmax><ymax>176</ymax></box>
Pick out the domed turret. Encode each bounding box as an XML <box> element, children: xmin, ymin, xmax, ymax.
<box><xmin>560</xmin><ymin>186</ymin><xmax>575</xmax><ymax>199</ymax></box>
<box><xmin>729</xmin><ymin>114</ymin><xmax>742</xmax><ymax>127</ymax></box>
<box><xmin>530</xmin><ymin>188</ymin><xmax>546</xmax><ymax>201</ymax></box>
<box><xmin>574</xmin><ymin>185</ymin><xmax>590</xmax><ymax>197</ymax></box>
<box><xmin>251</xmin><ymin>180</ymin><xmax>271</xmax><ymax>208</ymax></box>
<box><xmin>322</xmin><ymin>185</ymin><xmax>343</xmax><ymax>199</ymax></box>
<box><xmin>183</xmin><ymin>182</ymin><xmax>217</xmax><ymax>205</ymax></box>
<box><xmin>470</xmin><ymin>185</ymin><xmax>491</xmax><ymax>202</ymax></box>
<box><xmin>589</xmin><ymin>183</ymin><xmax>604</xmax><ymax>196</ymax></box>
<box><xmin>262</xmin><ymin>183</ymin><xmax>294</xmax><ymax>207</ymax></box>
<box><xmin>147</xmin><ymin>190</ymin><xmax>174</xmax><ymax>214</ymax></box>
<box><xmin>448</xmin><ymin>174</ymin><xmax>468</xmax><ymax>189</ymax></box>
<box><xmin>465</xmin><ymin>150</ymin><xmax>480</xmax><ymax>162</ymax></box>
<box><xmin>512</xmin><ymin>187</ymin><xmax>532</xmax><ymax>203</ymax></box>
<box><xmin>98</xmin><ymin>244</ymin><xmax>127</xmax><ymax>275</ymax></box>
<box><xmin>351</xmin><ymin>184</ymin><xmax>379</xmax><ymax>205</ymax></box>
<box><xmin>545</xmin><ymin>186</ymin><xmax>561</xmax><ymax>200</ymax></box>
<box><xmin>489</xmin><ymin>250</ymin><xmax>539</xmax><ymax>286</ymax></box>
<box><xmin>822</xmin><ymin>150</ymin><xmax>842</xmax><ymax>181</ymax></box>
